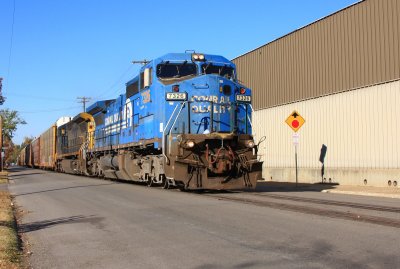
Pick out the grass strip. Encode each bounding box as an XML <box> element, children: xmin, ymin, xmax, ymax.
<box><xmin>0</xmin><ymin>172</ymin><xmax>7</xmax><ymax>185</ymax></box>
<box><xmin>0</xmin><ymin>187</ymin><xmax>21</xmax><ymax>269</ymax></box>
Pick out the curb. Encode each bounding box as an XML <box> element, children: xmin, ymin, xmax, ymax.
<box><xmin>321</xmin><ymin>189</ymin><xmax>400</xmax><ymax>199</ymax></box>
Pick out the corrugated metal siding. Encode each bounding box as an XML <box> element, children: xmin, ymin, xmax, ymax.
<box><xmin>32</xmin><ymin>138</ymin><xmax>40</xmax><ymax>167</ymax></box>
<box><xmin>233</xmin><ymin>0</ymin><xmax>400</xmax><ymax>110</ymax></box>
<box><xmin>39</xmin><ymin>125</ymin><xmax>56</xmax><ymax>168</ymax></box>
<box><xmin>254</xmin><ymin>79</ymin><xmax>400</xmax><ymax>172</ymax></box>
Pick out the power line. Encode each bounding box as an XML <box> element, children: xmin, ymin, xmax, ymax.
<box><xmin>95</xmin><ymin>84</ymin><xmax>125</xmax><ymax>101</ymax></box>
<box><xmin>94</xmin><ymin>64</ymin><xmax>134</xmax><ymax>99</ymax></box>
<box><xmin>18</xmin><ymin>106</ymin><xmax>81</xmax><ymax>114</ymax></box>
<box><xmin>5</xmin><ymin>0</ymin><xmax>16</xmax><ymax>95</ymax></box>
<box><xmin>7</xmin><ymin>92</ymin><xmax>75</xmax><ymax>102</ymax></box>
<box><xmin>77</xmin><ymin>96</ymin><xmax>91</xmax><ymax>112</ymax></box>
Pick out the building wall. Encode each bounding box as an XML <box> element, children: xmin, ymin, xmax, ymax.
<box><xmin>254</xmin><ymin>80</ymin><xmax>400</xmax><ymax>186</ymax></box>
<box><xmin>233</xmin><ymin>0</ymin><xmax>400</xmax><ymax>110</ymax></box>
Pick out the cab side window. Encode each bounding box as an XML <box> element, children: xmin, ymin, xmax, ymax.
<box><xmin>126</xmin><ymin>80</ymin><xmax>139</xmax><ymax>98</ymax></box>
<box><xmin>140</xmin><ymin>68</ymin><xmax>152</xmax><ymax>90</ymax></box>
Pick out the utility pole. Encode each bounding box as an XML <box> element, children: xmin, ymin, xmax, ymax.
<box><xmin>77</xmin><ymin>96</ymin><xmax>91</xmax><ymax>112</ymax></box>
<box><xmin>131</xmin><ymin>60</ymin><xmax>149</xmax><ymax>65</ymax></box>
<box><xmin>0</xmin><ymin>116</ymin><xmax>3</xmax><ymax>171</ymax></box>
<box><xmin>0</xmin><ymin>78</ymin><xmax>4</xmax><ymax>171</ymax></box>
<box><xmin>0</xmin><ymin>78</ymin><xmax>5</xmax><ymax>105</ymax></box>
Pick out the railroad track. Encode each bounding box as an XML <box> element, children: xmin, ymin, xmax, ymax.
<box><xmin>201</xmin><ymin>192</ymin><xmax>400</xmax><ymax>229</ymax></box>
<box><xmin>250</xmin><ymin>193</ymin><xmax>400</xmax><ymax>213</ymax></box>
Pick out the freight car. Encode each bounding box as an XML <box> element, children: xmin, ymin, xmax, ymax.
<box><xmin>21</xmin><ymin>52</ymin><xmax>264</xmax><ymax>190</ymax></box>
<box><xmin>39</xmin><ymin>125</ymin><xmax>57</xmax><ymax>169</ymax></box>
<box><xmin>31</xmin><ymin>138</ymin><xmax>40</xmax><ymax>168</ymax></box>
<box><xmin>18</xmin><ymin>118</ymin><xmax>71</xmax><ymax>169</ymax></box>
<box><xmin>19</xmin><ymin>144</ymin><xmax>32</xmax><ymax>167</ymax></box>
<box><xmin>18</xmin><ymin>145</ymin><xmax>26</xmax><ymax>166</ymax></box>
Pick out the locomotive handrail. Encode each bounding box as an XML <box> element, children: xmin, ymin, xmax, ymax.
<box><xmin>189</xmin><ymin>100</ymin><xmax>236</xmax><ymax>133</ymax></box>
<box><xmin>168</xmin><ymin>102</ymin><xmax>187</xmax><ymax>136</ymax></box>
<box><xmin>162</xmin><ymin>100</ymin><xmax>254</xmax><ymax>163</ymax></box>
<box><xmin>162</xmin><ymin>102</ymin><xmax>183</xmax><ymax>163</ymax></box>
<box><xmin>248</xmin><ymin>104</ymin><xmax>257</xmax><ymax>141</ymax></box>
<box><xmin>247</xmin><ymin>115</ymin><xmax>253</xmax><ymax>133</ymax></box>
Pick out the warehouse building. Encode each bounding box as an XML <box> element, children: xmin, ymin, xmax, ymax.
<box><xmin>233</xmin><ymin>0</ymin><xmax>399</xmax><ymax>187</ymax></box>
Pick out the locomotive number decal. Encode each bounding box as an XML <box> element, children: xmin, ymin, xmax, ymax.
<box><xmin>141</xmin><ymin>90</ymin><xmax>151</xmax><ymax>104</ymax></box>
<box><xmin>236</xmin><ymin>95</ymin><xmax>251</xmax><ymax>103</ymax></box>
<box><xmin>166</xmin><ymin>92</ymin><xmax>187</xmax><ymax>101</ymax></box>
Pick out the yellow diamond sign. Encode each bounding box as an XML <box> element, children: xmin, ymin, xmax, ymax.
<box><xmin>285</xmin><ymin>110</ymin><xmax>305</xmax><ymax>132</ymax></box>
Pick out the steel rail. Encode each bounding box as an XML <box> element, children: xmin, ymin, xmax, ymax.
<box><xmin>201</xmin><ymin>193</ymin><xmax>400</xmax><ymax>229</ymax></box>
<box><xmin>250</xmin><ymin>193</ymin><xmax>400</xmax><ymax>213</ymax></box>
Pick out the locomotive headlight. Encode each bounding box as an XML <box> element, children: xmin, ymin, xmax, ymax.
<box><xmin>186</xmin><ymin>140</ymin><xmax>195</xmax><ymax>148</ymax></box>
<box><xmin>245</xmin><ymin>140</ymin><xmax>255</xmax><ymax>148</ymax></box>
<box><xmin>192</xmin><ymin>53</ymin><xmax>205</xmax><ymax>61</ymax></box>
<box><xmin>184</xmin><ymin>140</ymin><xmax>195</xmax><ymax>149</ymax></box>
<box><xmin>180</xmin><ymin>140</ymin><xmax>195</xmax><ymax>149</ymax></box>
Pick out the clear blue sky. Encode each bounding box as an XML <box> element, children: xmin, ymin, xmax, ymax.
<box><xmin>0</xmin><ymin>0</ymin><xmax>359</xmax><ymax>144</ymax></box>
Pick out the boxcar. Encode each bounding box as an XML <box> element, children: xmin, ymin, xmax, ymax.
<box><xmin>31</xmin><ymin>138</ymin><xmax>40</xmax><ymax>168</ymax></box>
<box><xmin>39</xmin><ymin>125</ymin><xmax>57</xmax><ymax>169</ymax></box>
<box><xmin>19</xmin><ymin>146</ymin><xmax>26</xmax><ymax>166</ymax></box>
<box><xmin>24</xmin><ymin>144</ymin><xmax>32</xmax><ymax>167</ymax></box>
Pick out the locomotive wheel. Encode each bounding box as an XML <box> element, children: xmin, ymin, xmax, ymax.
<box><xmin>146</xmin><ymin>175</ymin><xmax>154</xmax><ymax>187</ymax></box>
<box><xmin>177</xmin><ymin>183</ymin><xmax>187</xmax><ymax>192</ymax></box>
<box><xmin>162</xmin><ymin>176</ymin><xmax>169</xmax><ymax>189</ymax></box>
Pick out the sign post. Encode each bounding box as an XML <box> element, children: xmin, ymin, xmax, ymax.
<box><xmin>292</xmin><ymin>133</ymin><xmax>299</xmax><ymax>186</ymax></box>
<box><xmin>285</xmin><ymin>111</ymin><xmax>305</xmax><ymax>187</ymax></box>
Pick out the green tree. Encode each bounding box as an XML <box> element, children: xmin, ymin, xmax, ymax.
<box><xmin>20</xmin><ymin>136</ymin><xmax>33</xmax><ymax>148</ymax></box>
<box><xmin>0</xmin><ymin>109</ymin><xmax>26</xmax><ymax>140</ymax></box>
<box><xmin>6</xmin><ymin>137</ymin><xmax>33</xmax><ymax>164</ymax></box>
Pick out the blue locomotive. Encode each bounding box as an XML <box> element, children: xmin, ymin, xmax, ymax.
<box><xmin>52</xmin><ymin>52</ymin><xmax>263</xmax><ymax>190</ymax></box>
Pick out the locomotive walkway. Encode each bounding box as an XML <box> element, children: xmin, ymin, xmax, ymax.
<box><xmin>6</xmin><ymin>167</ymin><xmax>400</xmax><ymax>269</ymax></box>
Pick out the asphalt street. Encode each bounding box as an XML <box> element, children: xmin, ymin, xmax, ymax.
<box><xmin>8</xmin><ymin>167</ymin><xmax>400</xmax><ymax>269</ymax></box>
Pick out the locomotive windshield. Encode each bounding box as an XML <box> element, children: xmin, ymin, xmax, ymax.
<box><xmin>157</xmin><ymin>63</ymin><xmax>197</xmax><ymax>79</ymax></box>
<box><xmin>201</xmin><ymin>63</ymin><xmax>235</xmax><ymax>79</ymax></box>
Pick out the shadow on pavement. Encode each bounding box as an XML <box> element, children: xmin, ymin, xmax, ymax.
<box><xmin>253</xmin><ymin>181</ymin><xmax>338</xmax><ymax>193</ymax></box>
<box><xmin>14</xmin><ymin>182</ymin><xmax>116</xmax><ymax>197</ymax></box>
<box><xmin>5</xmin><ymin>166</ymin><xmax>30</xmax><ymax>173</ymax></box>
<box><xmin>19</xmin><ymin>215</ymin><xmax>106</xmax><ymax>233</ymax></box>
<box><xmin>9</xmin><ymin>172</ymin><xmax>47</xmax><ymax>179</ymax></box>
<box><xmin>194</xmin><ymin>260</ymin><xmax>263</xmax><ymax>269</ymax></box>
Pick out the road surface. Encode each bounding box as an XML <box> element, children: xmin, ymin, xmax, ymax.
<box><xmin>8</xmin><ymin>167</ymin><xmax>400</xmax><ymax>269</ymax></box>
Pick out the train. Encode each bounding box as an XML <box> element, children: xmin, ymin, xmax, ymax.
<box><xmin>18</xmin><ymin>52</ymin><xmax>263</xmax><ymax>190</ymax></box>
